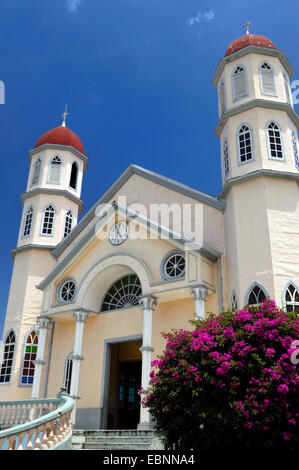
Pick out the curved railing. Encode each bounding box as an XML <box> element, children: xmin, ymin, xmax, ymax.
<box><xmin>0</xmin><ymin>390</ymin><xmax>75</xmax><ymax>450</ymax></box>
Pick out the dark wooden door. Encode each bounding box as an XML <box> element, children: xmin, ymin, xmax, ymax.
<box><xmin>118</xmin><ymin>361</ymin><xmax>141</xmax><ymax>429</ymax></box>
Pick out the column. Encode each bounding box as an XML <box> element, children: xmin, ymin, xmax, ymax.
<box><xmin>138</xmin><ymin>295</ymin><xmax>157</xmax><ymax>430</ymax></box>
<box><xmin>70</xmin><ymin>311</ymin><xmax>89</xmax><ymax>424</ymax></box>
<box><xmin>190</xmin><ymin>285</ymin><xmax>209</xmax><ymax>320</ymax></box>
<box><xmin>31</xmin><ymin>317</ymin><xmax>52</xmax><ymax>399</ymax></box>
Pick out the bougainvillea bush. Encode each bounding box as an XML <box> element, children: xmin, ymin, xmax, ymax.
<box><xmin>141</xmin><ymin>300</ymin><xmax>299</xmax><ymax>450</ymax></box>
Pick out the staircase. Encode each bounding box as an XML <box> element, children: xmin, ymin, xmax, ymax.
<box><xmin>72</xmin><ymin>429</ymin><xmax>165</xmax><ymax>450</ymax></box>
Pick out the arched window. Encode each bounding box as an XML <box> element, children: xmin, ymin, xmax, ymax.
<box><xmin>63</xmin><ymin>353</ymin><xmax>73</xmax><ymax>394</ymax></box>
<box><xmin>283</xmin><ymin>72</ymin><xmax>292</xmax><ymax>104</ymax></box>
<box><xmin>0</xmin><ymin>330</ymin><xmax>16</xmax><ymax>384</ymax></box>
<box><xmin>259</xmin><ymin>62</ymin><xmax>276</xmax><ymax>95</ymax></box>
<box><xmin>64</xmin><ymin>210</ymin><xmax>73</xmax><ymax>238</ymax></box>
<box><xmin>23</xmin><ymin>206</ymin><xmax>34</xmax><ymax>237</ymax></box>
<box><xmin>21</xmin><ymin>330</ymin><xmax>38</xmax><ymax>385</ymax></box>
<box><xmin>69</xmin><ymin>162</ymin><xmax>78</xmax><ymax>190</ymax></box>
<box><xmin>101</xmin><ymin>274</ymin><xmax>142</xmax><ymax>312</ymax></box>
<box><xmin>283</xmin><ymin>282</ymin><xmax>299</xmax><ymax>313</ymax></box>
<box><xmin>238</xmin><ymin>124</ymin><xmax>253</xmax><ymax>163</ymax></box>
<box><xmin>223</xmin><ymin>138</ymin><xmax>230</xmax><ymax>179</ymax></box>
<box><xmin>246</xmin><ymin>283</ymin><xmax>268</xmax><ymax>306</ymax></box>
<box><xmin>41</xmin><ymin>204</ymin><xmax>55</xmax><ymax>236</ymax></box>
<box><xmin>48</xmin><ymin>156</ymin><xmax>62</xmax><ymax>183</ymax></box>
<box><xmin>231</xmin><ymin>291</ymin><xmax>238</xmax><ymax>310</ymax></box>
<box><xmin>291</xmin><ymin>130</ymin><xmax>299</xmax><ymax>170</ymax></box>
<box><xmin>31</xmin><ymin>158</ymin><xmax>41</xmax><ymax>186</ymax></box>
<box><xmin>232</xmin><ymin>65</ymin><xmax>248</xmax><ymax>101</ymax></box>
<box><xmin>266</xmin><ymin>121</ymin><xmax>284</xmax><ymax>160</ymax></box>
<box><xmin>219</xmin><ymin>79</ymin><xmax>226</xmax><ymax>115</ymax></box>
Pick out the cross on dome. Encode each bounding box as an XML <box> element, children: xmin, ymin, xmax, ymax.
<box><xmin>242</xmin><ymin>21</ymin><xmax>252</xmax><ymax>35</ymax></box>
<box><xmin>61</xmin><ymin>104</ymin><xmax>69</xmax><ymax>127</ymax></box>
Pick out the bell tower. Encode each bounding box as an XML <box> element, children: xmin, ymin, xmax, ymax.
<box><xmin>0</xmin><ymin>112</ymin><xmax>88</xmax><ymax>399</ymax></box>
<box><xmin>213</xmin><ymin>27</ymin><xmax>299</xmax><ymax>310</ymax></box>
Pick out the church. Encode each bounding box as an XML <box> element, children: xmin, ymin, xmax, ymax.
<box><xmin>0</xmin><ymin>29</ymin><xmax>299</xmax><ymax>432</ymax></box>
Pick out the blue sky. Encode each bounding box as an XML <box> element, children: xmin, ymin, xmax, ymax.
<box><xmin>0</xmin><ymin>0</ymin><xmax>299</xmax><ymax>336</ymax></box>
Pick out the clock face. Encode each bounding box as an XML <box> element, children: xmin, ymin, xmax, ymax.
<box><xmin>109</xmin><ymin>221</ymin><xmax>129</xmax><ymax>245</ymax></box>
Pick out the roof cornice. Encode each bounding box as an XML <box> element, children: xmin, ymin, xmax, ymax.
<box><xmin>29</xmin><ymin>143</ymin><xmax>89</xmax><ymax>172</ymax></box>
<box><xmin>219</xmin><ymin>169</ymin><xmax>299</xmax><ymax>199</ymax></box>
<box><xmin>212</xmin><ymin>46</ymin><xmax>294</xmax><ymax>87</ymax></box>
<box><xmin>214</xmin><ymin>100</ymin><xmax>299</xmax><ymax>137</ymax></box>
<box><xmin>51</xmin><ymin>164</ymin><xmax>225</xmax><ymax>260</ymax></box>
<box><xmin>11</xmin><ymin>244</ymin><xmax>56</xmax><ymax>260</ymax></box>
<box><xmin>21</xmin><ymin>188</ymin><xmax>84</xmax><ymax>215</ymax></box>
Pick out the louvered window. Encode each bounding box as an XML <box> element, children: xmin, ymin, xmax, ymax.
<box><xmin>283</xmin><ymin>72</ymin><xmax>292</xmax><ymax>104</ymax></box>
<box><xmin>232</xmin><ymin>65</ymin><xmax>247</xmax><ymax>101</ymax></box>
<box><xmin>260</xmin><ymin>62</ymin><xmax>275</xmax><ymax>95</ymax></box>
<box><xmin>238</xmin><ymin>124</ymin><xmax>253</xmax><ymax>163</ymax></box>
<box><xmin>31</xmin><ymin>158</ymin><xmax>41</xmax><ymax>186</ymax></box>
<box><xmin>219</xmin><ymin>79</ymin><xmax>225</xmax><ymax>115</ymax></box>
<box><xmin>48</xmin><ymin>156</ymin><xmax>61</xmax><ymax>183</ymax></box>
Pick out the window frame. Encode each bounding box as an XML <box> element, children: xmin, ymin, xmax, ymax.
<box><xmin>291</xmin><ymin>129</ymin><xmax>299</xmax><ymax>171</ymax></box>
<box><xmin>231</xmin><ymin>64</ymin><xmax>249</xmax><ymax>102</ymax></box>
<box><xmin>160</xmin><ymin>250</ymin><xmax>186</xmax><ymax>281</ymax></box>
<box><xmin>40</xmin><ymin>203</ymin><xmax>56</xmax><ymax>237</ymax></box>
<box><xmin>230</xmin><ymin>290</ymin><xmax>238</xmax><ymax>311</ymax></box>
<box><xmin>259</xmin><ymin>61</ymin><xmax>277</xmax><ymax>97</ymax></box>
<box><xmin>22</xmin><ymin>205</ymin><xmax>34</xmax><ymax>238</ymax></box>
<box><xmin>219</xmin><ymin>78</ymin><xmax>226</xmax><ymax>115</ymax></box>
<box><xmin>244</xmin><ymin>281</ymin><xmax>269</xmax><ymax>307</ymax></box>
<box><xmin>63</xmin><ymin>209</ymin><xmax>74</xmax><ymax>239</ymax></box>
<box><xmin>31</xmin><ymin>157</ymin><xmax>42</xmax><ymax>187</ymax></box>
<box><xmin>0</xmin><ymin>329</ymin><xmax>17</xmax><ymax>386</ymax></box>
<box><xmin>282</xmin><ymin>281</ymin><xmax>299</xmax><ymax>313</ymax></box>
<box><xmin>63</xmin><ymin>352</ymin><xmax>73</xmax><ymax>395</ymax></box>
<box><xmin>236</xmin><ymin>122</ymin><xmax>255</xmax><ymax>166</ymax></box>
<box><xmin>283</xmin><ymin>71</ymin><xmax>292</xmax><ymax>106</ymax></box>
<box><xmin>19</xmin><ymin>328</ymin><xmax>38</xmax><ymax>387</ymax></box>
<box><xmin>47</xmin><ymin>155</ymin><xmax>62</xmax><ymax>185</ymax></box>
<box><xmin>223</xmin><ymin>137</ymin><xmax>230</xmax><ymax>180</ymax></box>
<box><xmin>101</xmin><ymin>274</ymin><xmax>142</xmax><ymax>312</ymax></box>
<box><xmin>57</xmin><ymin>278</ymin><xmax>77</xmax><ymax>304</ymax></box>
<box><xmin>265</xmin><ymin>120</ymin><xmax>286</xmax><ymax>161</ymax></box>
<box><xmin>69</xmin><ymin>161</ymin><xmax>79</xmax><ymax>191</ymax></box>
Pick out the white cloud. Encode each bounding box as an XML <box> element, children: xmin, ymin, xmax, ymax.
<box><xmin>66</xmin><ymin>0</ymin><xmax>83</xmax><ymax>13</ymax></box>
<box><xmin>186</xmin><ymin>9</ymin><xmax>215</xmax><ymax>26</ymax></box>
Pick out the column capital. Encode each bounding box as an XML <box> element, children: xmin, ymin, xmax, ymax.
<box><xmin>140</xmin><ymin>295</ymin><xmax>158</xmax><ymax>311</ymax></box>
<box><xmin>190</xmin><ymin>285</ymin><xmax>209</xmax><ymax>301</ymax></box>
<box><xmin>37</xmin><ymin>316</ymin><xmax>53</xmax><ymax>330</ymax></box>
<box><xmin>73</xmin><ymin>310</ymin><xmax>89</xmax><ymax>323</ymax></box>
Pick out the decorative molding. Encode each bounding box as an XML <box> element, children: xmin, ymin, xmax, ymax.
<box><xmin>50</xmin><ymin>163</ymin><xmax>224</xmax><ymax>260</ymax></box>
<box><xmin>140</xmin><ymin>295</ymin><xmax>158</xmax><ymax>311</ymax></box>
<box><xmin>215</xmin><ymin>99</ymin><xmax>299</xmax><ymax>138</ymax></box>
<box><xmin>71</xmin><ymin>354</ymin><xmax>84</xmax><ymax>361</ymax></box>
<box><xmin>28</xmin><ymin>143</ymin><xmax>89</xmax><ymax>173</ymax></box>
<box><xmin>11</xmin><ymin>244</ymin><xmax>56</xmax><ymax>260</ymax></box>
<box><xmin>73</xmin><ymin>311</ymin><xmax>89</xmax><ymax>323</ymax></box>
<box><xmin>21</xmin><ymin>188</ymin><xmax>84</xmax><ymax>215</ymax></box>
<box><xmin>212</xmin><ymin>46</ymin><xmax>294</xmax><ymax>87</ymax></box>
<box><xmin>37</xmin><ymin>317</ymin><xmax>52</xmax><ymax>330</ymax></box>
<box><xmin>190</xmin><ymin>285</ymin><xmax>209</xmax><ymax>301</ymax></box>
<box><xmin>219</xmin><ymin>168</ymin><xmax>299</xmax><ymax>199</ymax></box>
<box><xmin>139</xmin><ymin>345</ymin><xmax>154</xmax><ymax>353</ymax></box>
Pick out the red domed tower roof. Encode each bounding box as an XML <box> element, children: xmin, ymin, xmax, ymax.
<box><xmin>225</xmin><ymin>34</ymin><xmax>276</xmax><ymax>57</ymax></box>
<box><xmin>34</xmin><ymin>126</ymin><xmax>85</xmax><ymax>155</ymax></box>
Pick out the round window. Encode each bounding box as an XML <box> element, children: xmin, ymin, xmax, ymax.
<box><xmin>59</xmin><ymin>280</ymin><xmax>76</xmax><ymax>303</ymax></box>
<box><xmin>163</xmin><ymin>253</ymin><xmax>185</xmax><ymax>279</ymax></box>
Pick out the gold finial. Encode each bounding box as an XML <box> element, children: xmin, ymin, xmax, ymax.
<box><xmin>61</xmin><ymin>104</ymin><xmax>69</xmax><ymax>127</ymax></box>
<box><xmin>242</xmin><ymin>21</ymin><xmax>252</xmax><ymax>35</ymax></box>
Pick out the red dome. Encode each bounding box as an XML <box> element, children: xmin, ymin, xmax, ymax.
<box><xmin>225</xmin><ymin>34</ymin><xmax>276</xmax><ymax>57</ymax></box>
<box><xmin>34</xmin><ymin>126</ymin><xmax>85</xmax><ymax>154</ymax></box>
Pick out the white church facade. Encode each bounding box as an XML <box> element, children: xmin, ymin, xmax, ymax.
<box><xmin>0</xmin><ymin>31</ymin><xmax>299</xmax><ymax>431</ymax></box>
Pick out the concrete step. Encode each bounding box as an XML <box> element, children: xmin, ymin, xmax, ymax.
<box><xmin>72</xmin><ymin>429</ymin><xmax>164</xmax><ymax>450</ymax></box>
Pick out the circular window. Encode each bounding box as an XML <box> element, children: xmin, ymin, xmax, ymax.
<box><xmin>59</xmin><ymin>280</ymin><xmax>76</xmax><ymax>303</ymax></box>
<box><xmin>163</xmin><ymin>252</ymin><xmax>185</xmax><ymax>280</ymax></box>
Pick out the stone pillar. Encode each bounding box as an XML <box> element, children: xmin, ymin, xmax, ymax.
<box><xmin>138</xmin><ymin>295</ymin><xmax>157</xmax><ymax>430</ymax></box>
<box><xmin>190</xmin><ymin>285</ymin><xmax>209</xmax><ymax>320</ymax></box>
<box><xmin>70</xmin><ymin>311</ymin><xmax>89</xmax><ymax>425</ymax></box>
<box><xmin>31</xmin><ymin>317</ymin><xmax>52</xmax><ymax>399</ymax></box>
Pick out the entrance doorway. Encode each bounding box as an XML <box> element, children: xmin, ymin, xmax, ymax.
<box><xmin>106</xmin><ymin>340</ymin><xmax>142</xmax><ymax>429</ymax></box>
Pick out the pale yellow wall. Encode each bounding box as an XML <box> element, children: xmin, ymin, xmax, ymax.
<box><xmin>217</xmin><ymin>52</ymin><xmax>292</xmax><ymax>116</ymax></box>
